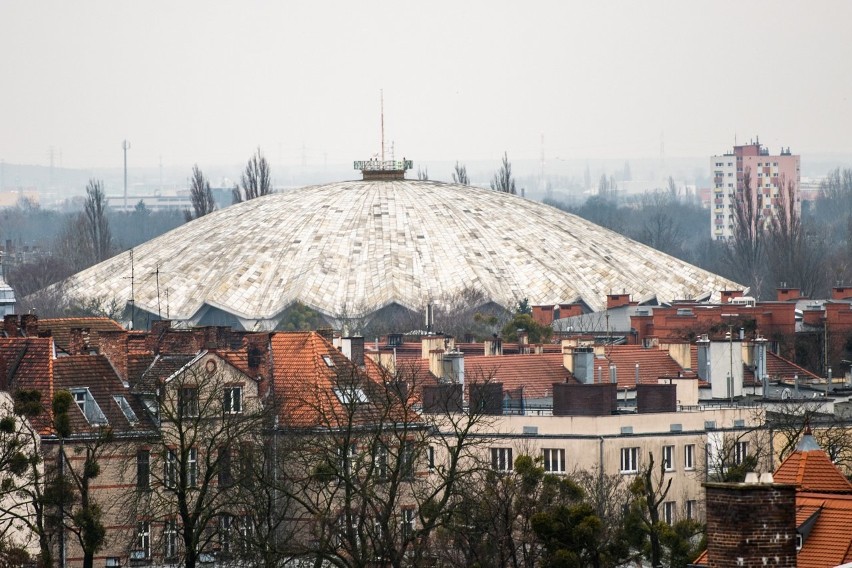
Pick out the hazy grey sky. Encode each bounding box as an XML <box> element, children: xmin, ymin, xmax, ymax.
<box><xmin>2</xmin><ymin>1</ymin><xmax>851</xmax><ymax>169</ymax></box>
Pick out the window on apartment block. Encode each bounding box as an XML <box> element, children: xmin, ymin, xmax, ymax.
<box><xmin>374</xmin><ymin>446</ymin><xmax>388</xmax><ymax>481</ymax></box>
<box><xmin>734</xmin><ymin>441</ymin><xmax>749</xmax><ymax>465</ymax></box>
<box><xmin>180</xmin><ymin>387</ymin><xmax>199</xmax><ymax>418</ymax></box>
<box><xmin>663</xmin><ymin>501</ymin><xmax>676</xmax><ymax>525</ymax></box>
<box><xmin>134</xmin><ymin>521</ymin><xmax>150</xmax><ymax>559</ymax></box>
<box><xmin>238</xmin><ymin>515</ymin><xmax>253</xmax><ymax>554</ymax></box>
<box><xmin>220</xmin><ymin>514</ymin><xmax>232</xmax><ymax>555</ymax></box>
<box><xmin>620</xmin><ymin>447</ymin><xmax>639</xmax><ymax>474</ymax></box>
<box><xmin>223</xmin><ymin>387</ymin><xmax>242</xmax><ymax>414</ymax></box>
<box><xmin>164</xmin><ymin>520</ymin><xmax>178</xmax><ymax>559</ymax></box>
<box><xmin>662</xmin><ymin>445</ymin><xmax>675</xmax><ymax>472</ymax></box>
<box><xmin>165</xmin><ymin>450</ymin><xmax>177</xmax><ymax>489</ymax></box>
<box><xmin>542</xmin><ymin>448</ymin><xmax>566</xmax><ymax>473</ymax></box>
<box><xmin>491</xmin><ymin>447</ymin><xmax>513</xmax><ymax>472</ymax></box>
<box><xmin>402</xmin><ymin>508</ymin><xmax>416</xmax><ymax>541</ymax></box>
<box><xmin>188</xmin><ymin>447</ymin><xmax>198</xmax><ymax>487</ymax></box>
<box><xmin>339</xmin><ymin>443</ymin><xmax>358</xmax><ymax>478</ymax></box>
<box><xmin>686</xmin><ymin>500</ymin><xmax>697</xmax><ymax>521</ymax></box>
<box><xmin>427</xmin><ymin>445</ymin><xmax>435</xmax><ymax>473</ymax></box>
<box><xmin>136</xmin><ymin>449</ymin><xmax>150</xmax><ymax>490</ymax></box>
<box><xmin>400</xmin><ymin>440</ymin><xmax>416</xmax><ymax>479</ymax></box>
<box><xmin>684</xmin><ymin>444</ymin><xmax>695</xmax><ymax>470</ymax></box>
<box><xmin>218</xmin><ymin>446</ymin><xmax>233</xmax><ymax>487</ymax></box>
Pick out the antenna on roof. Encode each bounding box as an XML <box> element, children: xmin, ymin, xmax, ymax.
<box><xmin>380</xmin><ymin>89</ymin><xmax>385</xmax><ymax>163</ymax></box>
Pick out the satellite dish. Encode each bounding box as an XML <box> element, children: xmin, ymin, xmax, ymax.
<box><xmin>781</xmin><ymin>388</ymin><xmax>791</xmax><ymax>400</ymax></box>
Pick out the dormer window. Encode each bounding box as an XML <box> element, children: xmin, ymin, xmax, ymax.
<box><xmin>334</xmin><ymin>386</ymin><xmax>368</xmax><ymax>404</ymax></box>
<box><xmin>114</xmin><ymin>395</ymin><xmax>138</xmax><ymax>424</ymax></box>
<box><xmin>69</xmin><ymin>388</ymin><xmax>108</xmax><ymax>425</ymax></box>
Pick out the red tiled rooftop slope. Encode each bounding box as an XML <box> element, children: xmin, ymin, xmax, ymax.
<box><xmin>464</xmin><ymin>354</ymin><xmax>570</xmax><ymax>399</ymax></box>
<box><xmin>38</xmin><ymin>317</ymin><xmax>125</xmax><ymax>353</ymax></box>
<box><xmin>0</xmin><ymin>337</ymin><xmax>54</xmax><ymax>400</ymax></box>
<box><xmin>271</xmin><ymin>332</ymin><xmax>409</xmax><ymax>429</ymax></box>
<box><xmin>774</xmin><ymin>444</ymin><xmax>852</xmax><ymax>494</ymax></box>
<box><xmin>53</xmin><ymin>355</ymin><xmax>155</xmax><ymax>434</ymax></box>
<box><xmin>795</xmin><ymin>494</ymin><xmax>852</xmax><ymax>568</ymax></box>
<box><xmin>603</xmin><ymin>345</ymin><xmax>691</xmax><ymax>388</ymax></box>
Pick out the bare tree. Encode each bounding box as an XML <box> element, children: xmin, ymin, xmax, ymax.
<box><xmin>240</xmin><ymin>148</ymin><xmax>272</xmax><ymax>201</ymax></box>
<box><xmin>452</xmin><ymin>162</ymin><xmax>469</xmax><ymax>185</ymax></box>
<box><xmin>766</xmin><ymin>178</ymin><xmax>826</xmax><ymax>297</ymax></box>
<box><xmin>275</xmin><ymin>359</ymin><xmax>495</xmax><ymax>568</ymax></box>
<box><xmin>725</xmin><ymin>169</ymin><xmax>765</xmax><ymax>298</ymax></box>
<box><xmin>83</xmin><ymin>179</ymin><xmax>112</xmax><ymax>263</ymax></box>
<box><xmin>185</xmin><ymin>165</ymin><xmax>216</xmax><ymax>222</ymax></box>
<box><xmin>490</xmin><ymin>152</ymin><xmax>517</xmax><ymax>194</ymax></box>
<box><xmin>128</xmin><ymin>355</ymin><xmax>269</xmax><ymax>568</ymax></box>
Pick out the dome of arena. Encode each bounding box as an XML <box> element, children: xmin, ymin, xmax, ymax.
<box><xmin>57</xmin><ymin>174</ymin><xmax>740</xmax><ymax>330</ymax></box>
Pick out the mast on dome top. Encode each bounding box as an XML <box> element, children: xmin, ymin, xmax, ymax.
<box><xmin>354</xmin><ymin>90</ymin><xmax>413</xmax><ymax>180</ymax></box>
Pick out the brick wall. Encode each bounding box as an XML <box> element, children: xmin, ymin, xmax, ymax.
<box><xmin>552</xmin><ymin>383</ymin><xmax>617</xmax><ymax>416</ymax></box>
<box><xmin>704</xmin><ymin>482</ymin><xmax>797</xmax><ymax>568</ymax></box>
<box><xmin>636</xmin><ymin>384</ymin><xmax>677</xmax><ymax>413</ymax></box>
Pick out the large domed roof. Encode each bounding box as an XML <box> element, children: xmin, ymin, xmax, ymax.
<box><xmin>59</xmin><ymin>179</ymin><xmax>739</xmax><ymax>329</ymax></box>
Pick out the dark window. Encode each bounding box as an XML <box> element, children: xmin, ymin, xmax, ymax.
<box><xmin>219</xmin><ymin>446</ymin><xmax>233</xmax><ymax>487</ymax></box>
<box><xmin>180</xmin><ymin>387</ymin><xmax>199</xmax><ymax>418</ymax></box>
<box><xmin>224</xmin><ymin>387</ymin><xmax>242</xmax><ymax>414</ymax></box>
<box><xmin>136</xmin><ymin>450</ymin><xmax>150</xmax><ymax>490</ymax></box>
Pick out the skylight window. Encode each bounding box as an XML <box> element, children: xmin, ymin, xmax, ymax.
<box><xmin>114</xmin><ymin>395</ymin><xmax>139</xmax><ymax>424</ymax></box>
<box><xmin>322</xmin><ymin>355</ymin><xmax>336</xmax><ymax>367</ymax></box>
<box><xmin>333</xmin><ymin>386</ymin><xmax>368</xmax><ymax>405</ymax></box>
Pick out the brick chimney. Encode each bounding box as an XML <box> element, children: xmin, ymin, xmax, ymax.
<box><xmin>341</xmin><ymin>337</ymin><xmax>365</xmax><ymax>366</ymax></box>
<box><xmin>20</xmin><ymin>314</ymin><xmax>38</xmax><ymax>336</ymax></box>
<box><xmin>3</xmin><ymin>314</ymin><xmax>18</xmax><ymax>337</ymax></box>
<box><xmin>776</xmin><ymin>288</ymin><xmax>801</xmax><ymax>302</ymax></box>
<box><xmin>68</xmin><ymin>328</ymin><xmax>91</xmax><ymax>355</ymax></box>
<box><xmin>832</xmin><ymin>286</ymin><xmax>852</xmax><ymax>301</ymax></box>
<box><xmin>703</xmin><ymin>481</ymin><xmax>797</xmax><ymax>567</ymax></box>
<box><xmin>606</xmin><ymin>293</ymin><xmax>631</xmax><ymax>310</ymax></box>
<box><xmin>720</xmin><ymin>290</ymin><xmax>744</xmax><ymax>303</ymax></box>
<box><xmin>99</xmin><ymin>330</ymin><xmax>128</xmax><ymax>383</ymax></box>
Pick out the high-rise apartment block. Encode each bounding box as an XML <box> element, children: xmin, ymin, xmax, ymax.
<box><xmin>710</xmin><ymin>140</ymin><xmax>800</xmax><ymax>240</ymax></box>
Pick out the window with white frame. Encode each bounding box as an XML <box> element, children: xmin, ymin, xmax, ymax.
<box><xmin>400</xmin><ymin>440</ymin><xmax>416</xmax><ymax>479</ymax></box>
<box><xmin>662</xmin><ymin>445</ymin><xmax>675</xmax><ymax>472</ymax></box>
<box><xmin>165</xmin><ymin>450</ymin><xmax>177</xmax><ymax>489</ymax></box>
<box><xmin>239</xmin><ymin>515</ymin><xmax>253</xmax><ymax>553</ymax></box>
<box><xmin>491</xmin><ymin>447</ymin><xmax>513</xmax><ymax>472</ymax></box>
<box><xmin>620</xmin><ymin>447</ymin><xmax>639</xmax><ymax>474</ymax></box>
<box><xmin>684</xmin><ymin>444</ymin><xmax>695</xmax><ymax>470</ymax></box>
<box><xmin>220</xmin><ymin>514</ymin><xmax>232</xmax><ymax>554</ymax></box>
<box><xmin>427</xmin><ymin>445</ymin><xmax>435</xmax><ymax>473</ymax></box>
<box><xmin>339</xmin><ymin>443</ymin><xmax>358</xmax><ymax>477</ymax></box>
<box><xmin>374</xmin><ymin>446</ymin><xmax>388</xmax><ymax>481</ymax></box>
<box><xmin>223</xmin><ymin>387</ymin><xmax>242</xmax><ymax>414</ymax></box>
<box><xmin>134</xmin><ymin>521</ymin><xmax>150</xmax><ymax>559</ymax></box>
<box><xmin>73</xmin><ymin>390</ymin><xmax>87</xmax><ymax>413</ymax></box>
<box><xmin>734</xmin><ymin>441</ymin><xmax>749</xmax><ymax>465</ymax></box>
<box><xmin>542</xmin><ymin>448</ymin><xmax>566</xmax><ymax>473</ymax></box>
<box><xmin>401</xmin><ymin>508</ymin><xmax>416</xmax><ymax>540</ymax></box>
<box><xmin>663</xmin><ymin>501</ymin><xmax>676</xmax><ymax>525</ymax></box>
<box><xmin>164</xmin><ymin>520</ymin><xmax>177</xmax><ymax>559</ymax></box>
<box><xmin>188</xmin><ymin>447</ymin><xmax>198</xmax><ymax>487</ymax></box>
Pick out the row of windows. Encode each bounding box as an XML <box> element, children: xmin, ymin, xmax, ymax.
<box><xmin>134</xmin><ymin>515</ymin><xmax>254</xmax><ymax>560</ymax></box>
<box><xmin>490</xmin><ymin>448</ymin><xmax>567</xmax><ymax>474</ymax></box>
<box><xmin>621</xmin><ymin>444</ymin><xmax>695</xmax><ymax>474</ymax></box>
<box><xmin>179</xmin><ymin>386</ymin><xmax>242</xmax><ymax>418</ymax></box>
<box><xmin>136</xmin><ymin>444</ymin><xmax>256</xmax><ymax>490</ymax></box>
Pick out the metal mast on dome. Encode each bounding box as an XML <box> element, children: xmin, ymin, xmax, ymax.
<box><xmin>354</xmin><ymin>90</ymin><xmax>413</xmax><ymax>180</ymax></box>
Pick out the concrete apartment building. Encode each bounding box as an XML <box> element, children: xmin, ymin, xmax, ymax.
<box><xmin>711</xmin><ymin>139</ymin><xmax>800</xmax><ymax>241</ymax></box>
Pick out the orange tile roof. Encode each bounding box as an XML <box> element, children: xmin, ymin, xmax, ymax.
<box><xmin>795</xmin><ymin>493</ymin><xmax>852</xmax><ymax>568</ymax></box>
<box><xmin>601</xmin><ymin>345</ymin><xmax>693</xmax><ymax>388</ymax></box>
<box><xmin>774</xmin><ymin>437</ymin><xmax>852</xmax><ymax>494</ymax></box>
<box><xmin>271</xmin><ymin>332</ymin><xmax>407</xmax><ymax>429</ymax></box>
<box><xmin>53</xmin><ymin>355</ymin><xmax>155</xmax><ymax>434</ymax></box>
<box><xmin>463</xmin><ymin>353</ymin><xmax>570</xmax><ymax>399</ymax></box>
